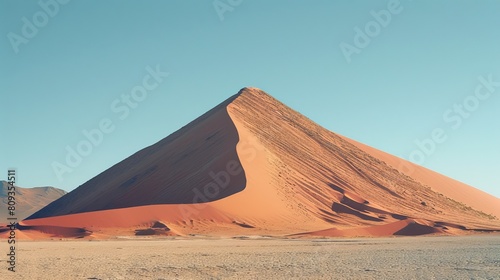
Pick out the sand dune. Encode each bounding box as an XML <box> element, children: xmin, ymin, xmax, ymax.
<box><xmin>14</xmin><ymin>88</ymin><xmax>500</xmax><ymax>239</ymax></box>
<box><xmin>296</xmin><ymin>219</ymin><xmax>444</xmax><ymax>237</ymax></box>
<box><xmin>0</xmin><ymin>181</ymin><xmax>66</xmax><ymax>222</ymax></box>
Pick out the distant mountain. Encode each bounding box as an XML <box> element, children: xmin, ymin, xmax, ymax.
<box><xmin>22</xmin><ymin>88</ymin><xmax>500</xmax><ymax>238</ymax></box>
<box><xmin>1</xmin><ymin>181</ymin><xmax>66</xmax><ymax>222</ymax></box>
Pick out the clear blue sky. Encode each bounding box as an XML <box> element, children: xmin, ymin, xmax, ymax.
<box><xmin>1</xmin><ymin>0</ymin><xmax>499</xmax><ymax>198</ymax></box>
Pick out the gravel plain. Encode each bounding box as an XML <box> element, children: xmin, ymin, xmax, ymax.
<box><xmin>6</xmin><ymin>235</ymin><xmax>500</xmax><ymax>279</ymax></box>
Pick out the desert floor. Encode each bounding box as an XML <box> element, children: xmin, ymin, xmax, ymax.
<box><xmin>7</xmin><ymin>235</ymin><xmax>500</xmax><ymax>279</ymax></box>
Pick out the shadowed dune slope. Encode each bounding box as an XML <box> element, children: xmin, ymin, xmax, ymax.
<box><xmin>27</xmin><ymin>95</ymin><xmax>246</xmax><ymax>219</ymax></box>
<box><xmin>22</xmin><ymin>87</ymin><xmax>500</xmax><ymax>238</ymax></box>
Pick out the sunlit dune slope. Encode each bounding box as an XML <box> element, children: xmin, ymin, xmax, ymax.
<box><xmin>340</xmin><ymin>137</ymin><xmax>500</xmax><ymax>218</ymax></box>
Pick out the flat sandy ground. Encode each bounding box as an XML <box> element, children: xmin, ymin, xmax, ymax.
<box><xmin>6</xmin><ymin>235</ymin><xmax>500</xmax><ymax>279</ymax></box>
